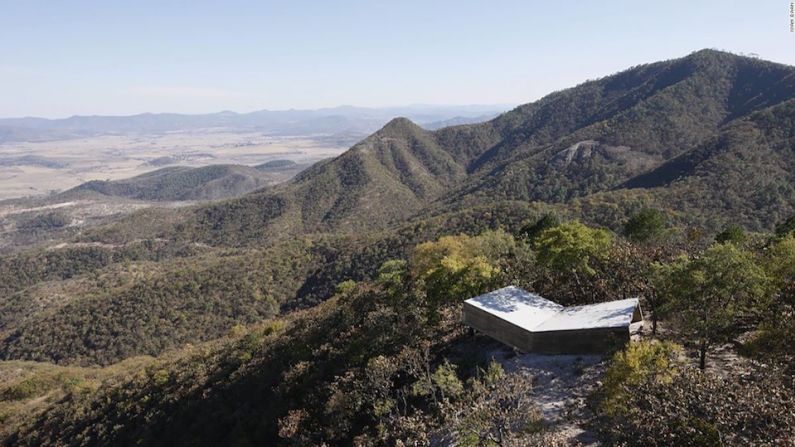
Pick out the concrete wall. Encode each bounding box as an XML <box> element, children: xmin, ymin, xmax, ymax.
<box><xmin>462</xmin><ymin>301</ymin><xmax>534</xmax><ymax>352</ymax></box>
<box><xmin>531</xmin><ymin>327</ymin><xmax>630</xmax><ymax>354</ymax></box>
<box><xmin>462</xmin><ymin>302</ymin><xmax>631</xmax><ymax>354</ymax></box>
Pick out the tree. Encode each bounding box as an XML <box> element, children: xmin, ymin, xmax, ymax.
<box><xmin>765</xmin><ymin>235</ymin><xmax>795</xmax><ymax>303</ymax></box>
<box><xmin>533</xmin><ymin>221</ymin><xmax>612</xmax><ymax>300</ymax></box>
<box><xmin>775</xmin><ymin>215</ymin><xmax>795</xmax><ymax>237</ymax></box>
<box><xmin>654</xmin><ymin>243</ymin><xmax>770</xmax><ymax>369</ymax></box>
<box><xmin>376</xmin><ymin>259</ymin><xmax>408</xmax><ymax>299</ymax></box>
<box><xmin>519</xmin><ymin>214</ymin><xmax>560</xmax><ymax>242</ymax></box>
<box><xmin>442</xmin><ymin>362</ymin><xmax>558</xmax><ymax>446</ymax></box>
<box><xmin>411</xmin><ymin>231</ymin><xmax>517</xmax><ymax>319</ymax></box>
<box><xmin>623</xmin><ymin>208</ymin><xmax>667</xmax><ymax>242</ymax></box>
<box><xmin>748</xmin><ymin>235</ymin><xmax>795</xmax><ymax>364</ymax></box>
<box><xmin>600</xmin><ymin>340</ymin><xmax>681</xmax><ymax>416</ymax></box>
<box><xmin>715</xmin><ymin>224</ymin><xmax>746</xmax><ymax>244</ymax></box>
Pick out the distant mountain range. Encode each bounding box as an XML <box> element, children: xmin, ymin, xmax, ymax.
<box><xmin>0</xmin><ymin>105</ymin><xmax>509</xmax><ymax>142</ymax></box>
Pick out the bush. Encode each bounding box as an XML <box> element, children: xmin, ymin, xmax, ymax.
<box><xmin>600</xmin><ymin>367</ymin><xmax>795</xmax><ymax>446</ymax></box>
<box><xmin>600</xmin><ymin>340</ymin><xmax>682</xmax><ymax>416</ymax></box>
<box><xmin>18</xmin><ymin>211</ymin><xmax>70</xmax><ymax>232</ymax></box>
<box><xmin>715</xmin><ymin>224</ymin><xmax>746</xmax><ymax>244</ymax></box>
<box><xmin>519</xmin><ymin>214</ymin><xmax>560</xmax><ymax>241</ymax></box>
<box><xmin>624</xmin><ymin>208</ymin><xmax>667</xmax><ymax>242</ymax></box>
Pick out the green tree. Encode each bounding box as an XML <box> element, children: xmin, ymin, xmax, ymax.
<box><xmin>748</xmin><ymin>235</ymin><xmax>795</xmax><ymax>362</ymax></box>
<box><xmin>654</xmin><ymin>243</ymin><xmax>770</xmax><ymax>369</ymax></box>
<box><xmin>623</xmin><ymin>208</ymin><xmax>667</xmax><ymax>242</ymax></box>
<box><xmin>775</xmin><ymin>215</ymin><xmax>795</xmax><ymax>237</ymax></box>
<box><xmin>375</xmin><ymin>259</ymin><xmax>407</xmax><ymax>299</ymax></box>
<box><xmin>412</xmin><ymin>231</ymin><xmax>516</xmax><ymax>319</ymax></box>
<box><xmin>534</xmin><ymin>221</ymin><xmax>612</xmax><ymax>299</ymax></box>
<box><xmin>601</xmin><ymin>340</ymin><xmax>681</xmax><ymax>416</ymax></box>
<box><xmin>519</xmin><ymin>213</ymin><xmax>560</xmax><ymax>242</ymax></box>
<box><xmin>715</xmin><ymin>224</ymin><xmax>746</xmax><ymax>244</ymax></box>
<box><xmin>766</xmin><ymin>235</ymin><xmax>795</xmax><ymax>304</ymax></box>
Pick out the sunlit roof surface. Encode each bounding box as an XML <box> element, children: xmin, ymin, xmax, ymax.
<box><xmin>464</xmin><ymin>286</ymin><xmax>640</xmax><ymax>332</ymax></box>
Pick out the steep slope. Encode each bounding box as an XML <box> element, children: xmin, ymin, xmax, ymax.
<box><xmin>619</xmin><ymin>98</ymin><xmax>795</xmax><ymax>229</ymax></box>
<box><xmin>444</xmin><ymin>49</ymin><xmax>795</xmax><ymax>204</ymax></box>
<box><xmin>179</xmin><ymin>118</ymin><xmax>467</xmax><ymax>245</ymax></box>
<box><xmin>156</xmin><ymin>49</ymin><xmax>795</xmax><ymax>247</ymax></box>
<box><xmin>3</xmin><ymin>49</ymin><xmax>795</xmax><ymax>369</ymax></box>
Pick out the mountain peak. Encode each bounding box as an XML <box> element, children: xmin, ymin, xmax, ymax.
<box><xmin>682</xmin><ymin>48</ymin><xmax>781</xmax><ymax>68</ymax></box>
<box><xmin>368</xmin><ymin>117</ymin><xmax>427</xmax><ymax>139</ymax></box>
<box><xmin>687</xmin><ymin>48</ymin><xmax>735</xmax><ymax>58</ymax></box>
<box><xmin>383</xmin><ymin>116</ymin><xmax>419</xmax><ymax>128</ymax></box>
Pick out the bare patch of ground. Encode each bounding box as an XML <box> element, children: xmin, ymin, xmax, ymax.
<box><xmin>481</xmin><ymin>345</ymin><xmax>606</xmax><ymax>446</ymax></box>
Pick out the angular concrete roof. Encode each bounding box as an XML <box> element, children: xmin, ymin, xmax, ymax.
<box><xmin>464</xmin><ymin>286</ymin><xmax>563</xmax><ymax>330</ymax></box>
<box><xmin>464</xmin><ymin>286</ymin><xmax>641</xmax><ymax>333</ymax></box>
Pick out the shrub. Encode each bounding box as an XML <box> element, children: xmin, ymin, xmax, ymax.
<box><xmin>519</xmin><ymin>214</ymin><xmax>560</xmax><ymax>241</ymax></box>
<box><xmin>600</xmin><ymin>340</ymin><xmax>682</xmax><ymax>416</ymax></box>
<box><xmin>601</xmin><ymin>367</ymin><xmax>795</xmax><ymax>446</ymax></box>
<box><xmin>624</xmin><ymin>208</ymin><xmax>667</xmax><ymax>242</ymax></box>
<box><xmin>715</xmin><ymin>224</ymin><xmax>746</xmax><ymax>244</ymax></box>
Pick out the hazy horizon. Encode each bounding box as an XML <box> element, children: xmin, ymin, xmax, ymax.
<box><xmin>2</xmin><ymin>0</ymin><xmax>793</xmax><ymax>118</ymax></box>
<box><xmin>0</xmin><ymin>102</ymin><xmax>516</xmax><ymax>121</ymax></box>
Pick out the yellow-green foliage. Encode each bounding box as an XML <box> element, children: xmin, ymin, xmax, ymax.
<box><xmin>601</xmin><ymin>340</ymin><xmax>682</xmax><ymax>416</ymax></box>
<box><xmin>411</xmin><ymin>230</ymin><xmax>520</xmax><ymax>313</ymax></box>
<box><xmin>431</xmin><ymin>361</ymin><xmax>463</xmax><ymax>401</ymax></box>
<box><xmin>766</xmin><ymin>234</ymin><xmax>795</xmax><ymax>289</ymax></box>
<box><xmin>534</xmin><ymin>220</ymin><xmax>612</xmax><ymax>276</ymax></box>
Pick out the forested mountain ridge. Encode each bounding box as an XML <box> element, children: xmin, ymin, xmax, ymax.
<box><xmin>143</xmin><ymin>49</ymin><xmax>795</xmax><ymax>248</ymax></box>
<box><xmin>3</xmin><ymin>49</ymin><xmax>795</xmax><ymax>446</ymax></box>
<box><xmin>4</xmin><ymin>49</ymin><xmax>795</xmax><ymax>366</ymax></box>
<box><xmin>440</xmin><ymin>49</ymin><xmax>795</xmax><ymax>205</ymax></box>
<box><xmin>172</xmin><ymin>117</ymin><xmax>470</xmax><ymax>245</ymax></box>
<box><xmin>61</xmin><ymin>162</ymin><xmax>306</xmax><ymax>202</ymax></box>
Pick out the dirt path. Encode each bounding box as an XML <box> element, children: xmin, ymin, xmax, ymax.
<box><xmin>493</xmin><ymin>350</ymin><xmax>606</xmax><ymax>445</ymax></box>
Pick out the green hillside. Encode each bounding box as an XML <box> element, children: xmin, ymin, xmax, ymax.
<box><xmin>2</xmin><ymin>49</ymin><xmax>795</xmax><ymax>445</ymax></box>
<box><xmin>110</xmin><ymin>49</ymin><xmax>795</xmax><ymax>248</ymax></box>
<box><xmin>3</xmin><ymin>49</ymin><xmax>794</xmax><ymax>367</ymax></box>
<box><xmin>63</xmin><ymin>163</ymin><xmax>306</xmax><ymax>202</ymax></box>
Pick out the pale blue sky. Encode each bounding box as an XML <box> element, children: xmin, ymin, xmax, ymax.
<box><xmin>1</xmin><ymin>0</ymin><xmax>792</xmax><ymax>118</ymax></box>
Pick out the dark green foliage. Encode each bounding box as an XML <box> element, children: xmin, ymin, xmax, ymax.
<box><xmin>86</xmin><ymin>50</ymin><xmax>795</xmax><ymax>251</ymax></box>
<box><xmin>256</xmin><ymin>159</ymin><xmax>298</xmax><ymax>170</ymax></box>
<box><xmin>16</xmin><ymin>212</ymin><xmax>70</xmax><ymax>232</ymax></box>
<box><xmin>4</xmin><ymin>283</ymin><xmax>432</xmax><ymax>445</ymax></box>
<box><xmin>715</xmin><ymin>224</ymin><xmax>746</xmax><ymax>244</ymax></box>
<box><xmin>0</xmin><ymin>253</ymin><xmax>284</xmax><ymax>365</ymax></box>
<box><xmin>1</xmin><ymin>222</ymin><xmax>793</xmax><ymax>445</ymax></box>
<box><xmin>623</xmin><ymin>208</ymin><xmax>667</xmax><ymax>242</ymax></box>
<box><xmin>3</xmin><ymin>50</ymin><xmax>795</xmax><ymax>445</ymax></box>
<box><xmin>3</xmin><ymin>229</ymin><xmax>563</xmax><ymax>446</ymax></box>
<box><xmin>0</xmin><ymin>201</ymin><xmax>546</xmax><ymax>366</ymax></box>
<box><xmin>519</xmin><ymin>213</ymin><xmax>560</xmax><ymax>241</ymax></box>
<box><xmin>775</xmin><ymin>214</ymin><xmax>795</xmax><ymax>237</ymax></box>
<box><xmin>743</xmin><ymin>235</ymin><xmax>795</xmax><ymax>371</ymax></box>
<box><xmin>65</xmin><ymin>164</ymin><xmax>282</xmax><ymax>201</ymax></box>
<box><xmin>655</xmin><ymin>244</ymin><xmax>770</xmax><ymax>369</ymax></box>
